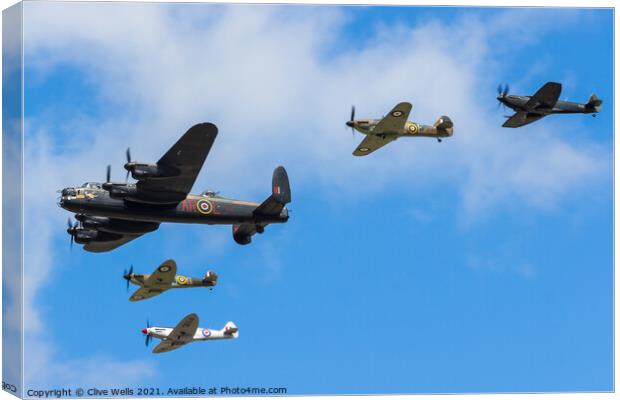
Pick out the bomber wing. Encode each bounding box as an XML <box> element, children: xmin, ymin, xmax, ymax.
<box><xmin>153</xmin><ymin>313</ymin><xmax>199</xmax><ymax>354</ymax></box>
<box><xmin>524</xmin><ymin>82</ymin><xmax>562</xmax><ymax>111</ymax></box>
<box><xmin>136</xmin><ymin>123</ymin><xmax>218</xmax><ymax>205</ymax></box>
<box><xmin>502</xmin><ymin>112</ymin><xmax>545</xmax><ymax>128</ymax></box>
<box><xmin>353</xmin><ymin>135</ymin><xmax>397</xmax><ymax>156</ymax></box>
<box><xmin>83</xmin><ymin>234</ymin><xmax>143</xmax><ymax>253</ymax></box>
<box><xmin>373</xmin><ymin>102</ymin><xmax>412</xmax><ymax>135</ymax></box>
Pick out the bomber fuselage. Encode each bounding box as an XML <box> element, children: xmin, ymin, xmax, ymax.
<box><xmin>59</xmin><ymin>184</ymin><xmax>289</xmax><ymax>225</ymax></box>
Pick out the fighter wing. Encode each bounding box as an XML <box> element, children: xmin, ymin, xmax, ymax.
<box><xmin>524</xmin><ymin>82</ymin><xmax>562</xmax><ymax>110</ymax></box>
<box><xmin>352</xmin><ymin>135</ymin><xmax>397</xmax><ymax>156</ymax></box>
<box><xmin>83</xmin><ymin>234</ymin><xmax>143</xmax><ymax>253</ymax></box>
<box><xmin>129</xmin><ymin>286</ymin><xmax>163</xmax><ymax>302</ymax></box>
<box><xmin>168</xmin><ymin>313</ymin><xmax>199</xmax><ymax>343</ymax></box>
<box><xmin>373</xmin><ymin>102</ymin><xmax>412</xmax><ymax>134</ymax></box>
<box><xmin>136</xmin><ymin>123</ymin><xmax>218</xmax><ymax>204</ymax></box>
<box><xmin>143</xmin><ymin>259</ymin><xmax>177</xmax><ymax>286</ymax></box>
<box><xmin>152</xmin><ymin>340</ymin><xmax>189</xmax><ymax>354</ymax></box>
<box><xmin>502</xmin><ymin>112</ymin><xmax>545</xmax><ymax>128</ymax></box>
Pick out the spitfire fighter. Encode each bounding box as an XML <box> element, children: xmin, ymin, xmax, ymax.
<box><xmin>496</xmin><ymin>82</ymin><xmax>602</xmax><ymax>128</ymax></box>
<box><xmin>123</xmin><ymin>259</ymin><xmax>217</xmax><ymax>302</ymax></box>
<box><xmin>59</xmin><ymin>123</ymin><xmax>291</xmax><ymax>252</ymax></box>
<box><xmin>346</xmin><ymin>102</ymin><xmax>454</xmax><ymax>156</ymax></box>
<box><xmin>142</xmin><ymin>313</ymin><xmax>238</xmax><ymax>354</ymax></box>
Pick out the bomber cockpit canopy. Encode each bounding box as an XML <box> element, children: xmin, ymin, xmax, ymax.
<box><xmin>81</xmin><ymin>182</ymin><xmax>102</xmax><ymax>189</ymax></box>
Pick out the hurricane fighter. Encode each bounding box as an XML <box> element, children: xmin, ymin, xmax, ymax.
<box><xmin>123</xmin><ymin>259</ymin><xmax>217</xmax><ymax>302</ymax></box>
<box><xmin>59</xmin><ymin>123</ymin><xmax>291</xmax><ymax>252</ymax></box>
<box><xmin>142</xmin><ymin>313</ymin><xmax>238</xmax><ymax>354</ymax></box>
<box><xmin>496</xmin><ymin>82</ymin><xmax>602</xmax><ymax>128</ymax></box>
<box><xmin>346</xmin><ymin>102</ymin><xmax>454</xmax><ymax>156</ymax></box>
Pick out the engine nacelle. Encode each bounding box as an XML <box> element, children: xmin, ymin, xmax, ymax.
<box><xmin>102</xmin><ymin>183</ymin><xmax>138</xmax><ymax>199</ymax></box>
<box><xmin>76</xmin><ymin>214</ymin><xmax>159</xmax><ymax>234</ymax></box>
<box><xmin>233</xmin><ymin>233</ymin><xmax>252</xmax><ymax>245</ymax></box>
<box><xmin>125</xmin><ymin>163</ymin><xmax>180</xmax><ymax>180</ymax></box>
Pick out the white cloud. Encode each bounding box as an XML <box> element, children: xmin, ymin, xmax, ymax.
<box><xmin>16</xmin><ymin>2</ymin><xmax>609</xmax><ymax>388</ymax></box>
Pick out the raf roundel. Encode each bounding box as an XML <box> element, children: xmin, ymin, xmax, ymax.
<box><xmin>196</xmin><ymin>199</ymin><xmax>213</xmax><ymax>215</ymax></box>
<box><xmin>391</xmin><ymin>110</ymin><xmax>404</xmax><ymax>117</ymax></box>
<box><xmin>159</xmin><ymin>264</ymin><xmax>172</xmax><ymax>273</ymax></box>
<box><xmin>408</xmin><ymin>124</ymin><xmax>418</xmax><ymax>134</ymax></box>
<box><xmin>202</xmin><ymin>328</ymin><xmax>211</xmax><ymax>338</ymax></box>
<box><xmin>359</xmin><ymin>147</ymin><xmax>370</xmax><ymax>153</ymax></box>
<box><xmin>176</xmin><ymin>275</ymin><xmax>188</xmax><ymax>285</ymax></box>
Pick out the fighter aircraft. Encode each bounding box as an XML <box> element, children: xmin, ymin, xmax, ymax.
<box><xmin>345</xmin><ymin>102</ymin><xmax>454</xmax><ymax>156</ymax></box>
<box><xmin>496</xmin><ymin>82</ymin><xmax>602</xmax><ymax>128</ymax></box>
<box><xmin>142</xmin><ymin>313</ymin><xmax>238</xmax><ymax>354</ymax></box>
<box><xmin>123</xmin><ymin>259</ymin><xmax>217</xmax><ymax>302</ymax></box>
<box><xmin>59</xmin><ymin>123</ymin><xmax>291</xmax><ymax>252</ymax></box>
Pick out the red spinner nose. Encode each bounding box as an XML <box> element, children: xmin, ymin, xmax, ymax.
<box><xmin>141</xmin><ymin>328</ymin><xmax>148</xmax><ymax>334</ymax></box>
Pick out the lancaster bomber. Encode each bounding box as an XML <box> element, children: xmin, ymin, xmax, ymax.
<box><xmin>346</xmin><ymin>102</ymin><xmax>454</xmax><ymax>156</ymax></box>
<box><xmin>142</xmin><ymin>313</ymin><xmax>238</xmax><ymax>354</ymax></box>
<box><xmin>496</xmin><ymin>82</ymin><xmax>602</xmax><ymax>128</ymax></box>
<box><xmin>123</xmin><ymin>259</ymin><xmax>217</xmax><ymax>302</ymax></box>
<box><xmin>59</xmin><ymin>123</ymin><xmax>291</xmax><ymax>252</ymax></box>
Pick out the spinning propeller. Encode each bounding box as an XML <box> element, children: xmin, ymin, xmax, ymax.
<box><xmin>497</xmin><ymin>84</ymin><xmax>510</xmax><ymax>110</ymax></box>
<box><xmin>142</xmin><ymin>319</ymin><xmax>153</xmax><ymax>347</ymax></box>
<box><xmin>66</xmin><ymin>218</ymin><xmax>79</xmax><ymax>249</ymax></box>
<box><xmin>124</xmin><ymin>148</ymin><xmax>132</xmax><ymax>182</ymax></box>
<box><xmin>123</xmin><ymin>264</ymin><xmax>134</xmax><ymax>291</ymax></box>
<box><xmin>346</xmin><ymin>105</ymin><xmax>356</xmax><ymax>134</ymax></box>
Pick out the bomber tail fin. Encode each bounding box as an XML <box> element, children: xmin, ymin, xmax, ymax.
<box><xmin>586</xmin><ymin>93</ymin><xmax>602</xmax><ymax>113</ymax></box>
<box><xmin>253</xmin><ymin>166</ymin><xmax>291</xmax><ymax>217</ymax></box>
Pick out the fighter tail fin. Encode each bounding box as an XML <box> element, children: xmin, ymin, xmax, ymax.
<box><xmin>434</xmin><ymin>115</ymin><xmax>454</xmax><ymax>136</ymax></box>
<box><xmin>224</xmin><ymin>321</ymin><xmax>239</xmax><ymax>338</ymax></box>
<box><xmin>586</xmin><ymin>94</ymin><xmax>602</xmax><ymax>112</ymax></box>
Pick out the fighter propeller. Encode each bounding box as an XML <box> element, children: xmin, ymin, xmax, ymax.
<box><xmin>142</xmin><ymin>319</ymin><xmax>152</xmax><ymax>347</ymax></box>
<box><xmin>123</xmin><ymin>265</ymin><xmax>134</xmax><ymax>292</ymax></box>
<box><xmin>346</xmin><ymin>105</ymin><xmax>356</xmax><ymax>134</ymax></box>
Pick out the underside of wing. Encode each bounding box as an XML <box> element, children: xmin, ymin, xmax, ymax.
<box><xmin>524</xmin><ymin>82</ymin><xmax>562</xmax><ymax>110</ymax></box>
<box><xmin>502</xmin><ymin>112</ymin><xmax>545</xmax><ymax>128</ymax></box>
<box><xmin>152</xmin><ymin>340</ymin><xmax>188</xmax><ymax>354</ymax></box>
<box><xmin>144</xmin><ymin>259</ymin><xmax>177</xmax><ymax>286</ymax></box>
<box><xmin>136</xmin><ymin>123</ymin><xmax>218</xmax><ymax>204</ymax></box>
<box><xmin>353</xmin><ymin>135</ymin><xmax>397</xmax><ymax>156</ymax></box>
<box><xmin>83</xmin><ymin>234</ymin><xmax>143</xmax><ymax>253</ymax></box>
<box><xmin>373</xmin><ymin>102</ymin><xmax>412</xmax><ymax>134</ymax></box>
<box><xmin>129</xmin><ymin>286</ymin><xmax>163</xmax><ymax>302</ymax></box>
<box><xmin>168</xmin><ymin>313</ymin><xmax>199</xmax><ymax>343</ymax></box>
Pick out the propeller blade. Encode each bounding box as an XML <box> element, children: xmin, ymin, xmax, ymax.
<box><xmin>129</xmin><ymin>264</ymin><xmax>134</xmax><ymax>275</ymax></box>
<box><xmin>67</xmin><ymin>217</ymin><xmax>72</xmax><ymax>229</ymax></box>
<box><xmin>503</xmin><ymin>84</ymin><xmax>510</xmax><ymax>96</ymax></box>
<box><xmin>126</xmin><ymin>148</ymin><xmax>132</xmax><ymax>164</ymax></box>
<box><xmin>350</xmin><ymin>105</ymin><xmax>355</xmax><ymax>122</ymax></box>
<box><xmin>497</xmin><ymin>84</ymin><xmax>503</xmax><ymax>95</ymax></box>
<box><xmin>106</xmin><ymin>165</ymin><xmax>111</xmax><ymax>183</ymax></box>
<box><xmin>70</xmin><ymin>235</ymin><xmax>74</xmax><ymax>249</ymax></box>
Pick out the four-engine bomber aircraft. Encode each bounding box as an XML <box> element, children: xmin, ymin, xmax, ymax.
<box><xmin>142</xmin><ymin>313</ymin><xmax>238</xmax><ymax>354</ymax></box>
<box><xmin>123</xmin><ymin>259</ymin><xmax>217</xmax><ymax>302</ymax></box>
<box><xmin>496</xmin><ymin>82</ymin><xmax>602</xmax><ymax>128</ymax></box>
<box><xmin>346</xmin><ymin>102</ymin><xmax>454</xmax><ymax>156</ymax></box>
<box><xmin>59</xmin><ymin>123</ymin><xmax>291</xmax><ymax>252</ymax></box>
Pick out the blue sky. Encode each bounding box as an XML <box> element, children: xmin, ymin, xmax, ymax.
<box><xmin>15</xmin><ymin>3</ymin><xmax>613</xmax><ymax>395</ymax></box>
